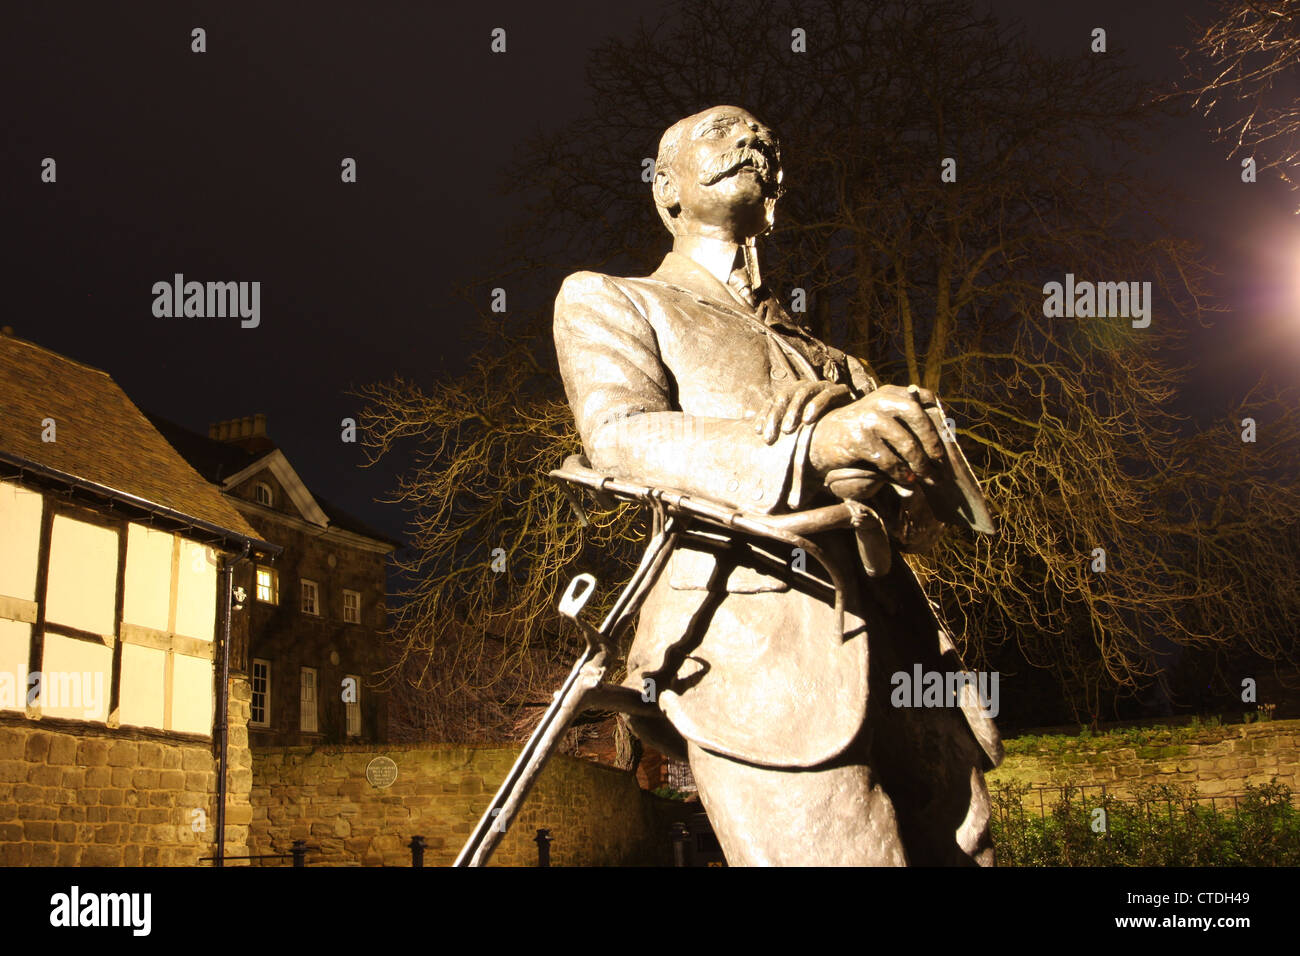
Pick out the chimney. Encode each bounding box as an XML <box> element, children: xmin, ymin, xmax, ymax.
<box><xmin>209</xmin><ymin>414</ymin><xmax>275</xmax><ymax>455</ymax></box>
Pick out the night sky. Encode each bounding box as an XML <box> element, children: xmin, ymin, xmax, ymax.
<box><xmin>4</xmin><ymin>0</ymin><xmax>1297</xmax><ymax>544</ymax></box>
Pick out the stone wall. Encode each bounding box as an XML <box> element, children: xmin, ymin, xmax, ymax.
<box><xmin>988</xmin><ymin>718</ymin><xmax>1300</xmax><ymax>802</ymax></box>
<box><xmin>251</xmin><ymin>743</ymin><xmax>685</xmax><ymax>866</ymax></box>
<box><xmin>222</xmin><ymin>674</ymin><xmax>254</xmax><ymax>853</ymax></box>
<box><xmin>0</xmin><ymin>672</ymin><xmax>253</xmax><ymax>866</ymax></box>
<box><xmin>0</xmin><ymin>720</ymin><xmax>219</xmax><ymax>865</ymax></box>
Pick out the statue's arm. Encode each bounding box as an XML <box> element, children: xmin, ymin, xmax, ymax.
<box><xmin>817</xmin><ymin>342</ymin><xmax>945</xmax><ymax>551</ymax></box>
<box><xmin>553</xmin><ymin>272</ymin><xmax>819</xmax><ymax>515</ymax></box>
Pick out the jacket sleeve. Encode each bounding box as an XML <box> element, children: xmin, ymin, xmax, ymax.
<box><xmin>553</xmin><ymin>271</ymin><xmax>818</xmax><ymax>514</ymax></box>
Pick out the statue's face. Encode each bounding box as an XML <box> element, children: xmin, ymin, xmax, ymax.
<box><xmin>659</xmin><ymin>107</ymin><xmax>782</xmax><ymax>241</ymax></box>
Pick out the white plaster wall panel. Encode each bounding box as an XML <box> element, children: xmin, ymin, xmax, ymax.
<box><xmin>0</xmin><ymin>480</ymin><xmax>43</xmax><ymax>602</ymax></box>
<box><xmin>45</xmin><ymin>515</ymin><xmax>118</xmax><ymax>636</ymax></box>
<box><xmin>123</xmin><ymin>524</ymin><xmax>172</xmax><ymax>632</ymax></box>
<box><xmin>171</xmin><ymin>653</ymin><xmax>213</xmax><ymax>734</ymax></box>
<box><xmin>0</xmin><ymin>619</ymin><xmax>31</xmax><ymax>712</ymax></box>
<box><xmin>174</xmin><ymin>538</ymin><xmax>216</xmax><ymax>641</ymax></box>
<box><xmin>118</xmin><ymin>643</ymin><xmax>166</xmax><ymax>729</ymax></box>
<box><xmin>39</xmin><ymin>633</ymin><xmax>111</xmax><ymax>722</ymax></box>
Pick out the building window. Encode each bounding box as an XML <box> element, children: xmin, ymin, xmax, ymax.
<box><xmin>256</xmin><ymin>566</ymin><xmax>278</xmax><ymax>604</ymax></box>
<box><xmin>342</xmin><ymin>589</ymin><xmax>361</xmax><ymax>624</ymax></box>
<box><xmin>250</xmin><ymin>659</ymin><xmax>270</xmax><ymax>727</ymax></box>
<box><xmin>254</xmin><ymin>482</ymin><xmax>274</xmax><ymax>507</ymax></box>
<box><xmin>300</xmin><ymin>667</ymin><xmax>318</xmax><ymax>733</ymax></box>
<box><xmin>301</xmin><ymin>579</ymin><xmax>319</xmax><ymax>615</ymax></box>
<box><xmin>664</xmin><ymin>758</ymin><xmax>698</xmax><ymax>793</ymax></box>
<box><xmin>345</xmin><ymin>674</ymin><xmax>361</xmax><ymax>737</ymax></box>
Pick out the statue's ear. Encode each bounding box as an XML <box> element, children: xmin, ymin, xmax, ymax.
<box><xmin>653</xmin><ymin>168</ymin><xmax>679</xmax><ymax>216</ymax></box>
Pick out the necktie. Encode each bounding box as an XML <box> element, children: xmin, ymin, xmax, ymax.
<box><xmin>727</xmin><ymin>267</ymin><xmax>758</xmax><ymax>309</ymax></box>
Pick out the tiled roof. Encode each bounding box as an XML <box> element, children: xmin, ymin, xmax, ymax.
<box><xmin>314</xmin><ymin>494</ymin><xmax>401</xmax><ymax>549</ymax></box>
<box><xmin>0</xmin><ymin>333</ymin><xmax>259</xmax><ymax>539</ymax></box>
<box><xmin>144</xmin><ymin>413</ymin><xmax>259</xmax><ymax>484</ymax></box>
<box><xmin>146</xmin><ymin>413</ymin><xmax>400</xmax><ymax>550</ymax></box>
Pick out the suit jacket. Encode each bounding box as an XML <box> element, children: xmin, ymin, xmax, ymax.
<box><xmin>553</xmin><ymin>251</ymin><xmax>1002</xmax><ymax>770</ymax></box>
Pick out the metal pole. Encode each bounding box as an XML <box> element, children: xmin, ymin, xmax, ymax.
<box><xmin>455</xmin><ymin>518</ymin><xmax>679</xmax><ymax>868</ymax></box>
<box><xmin>535</xmin><ymin>828</ymin><xmax>552</xmax><ymax>867</ymax></box>
<box><xmin>215</xmin><ymin>544</ymin><xmax>250</xmax><ymax>869</ymax></box>
<box><xmin>671</xmin><ymin>822</ymin><xmax>689</xmax><ymax>867</ymax></box>
<box><xmin>291</xmin><ymin>840</ymin><xmax>307</xmax><ymax>868</ymax></box>
<box><xmin>408</xmin><ymin>835</ymin><xmax>426</xmax><ymax>868</ymax></box>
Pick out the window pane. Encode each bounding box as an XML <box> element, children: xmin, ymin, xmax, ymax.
<box><xmin>300</xmin><ymin>668</ymin><xmax>317</xmax><ymax>732</ymax></box>
<box><xmin>256</xmin><ymin>568</ymin><xmax>277</xmax><ymax>604</ymax></box>
<box><xmin>345</xmin><ymin>674</ymin><xmax>360</xmax><ymax>736</ymax></box>
<box><xmin>301</xmin><ymin>580</ymin><xmax>317</xmax><ymax>615</ymax></box>
<box><xmin>251</xmin><ymin>660</ymin><xmax>269</xmax><ymax>725</ymax></box>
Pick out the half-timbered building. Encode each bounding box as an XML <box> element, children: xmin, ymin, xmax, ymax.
<box><xmin>0</xmin><ymin>329</ymin><xmax>275</xmax><ymax>865</ymax></box>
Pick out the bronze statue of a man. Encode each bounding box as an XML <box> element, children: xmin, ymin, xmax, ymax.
<box><xmin>553</xmin><ymin>106</ymin><xmax>1001</xmax><ymax>865</ymax></box>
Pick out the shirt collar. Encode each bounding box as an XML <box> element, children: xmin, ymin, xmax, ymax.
<box><xmin>671</xmin><ymin>235</ymin><xmax>744</xmax><ymax>286</ymax></box>
<box><xmin>648</xmin><ymin>250</ymin><xmax>745</xmax><ymax>310</ymax></box>
<box><xmin>646</xmin><ymin>251</ymin><xmax>809</xmax><ymax>335</ymax></box>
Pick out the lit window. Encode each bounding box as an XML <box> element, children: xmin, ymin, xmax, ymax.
<box><xmin>300</xmin><ymin>667</ymin><xmax>318</xmax><ymax>733</ymax></box>
<box><xmin>345</xmin><ymin>674</ymin><xmax>361</xmax><ymax>737</ymax></box>
<box><xmin>301</xmin><ymin>579</ymin><xmax>319</xmax><ymax>615</ymax></box>
<box><xmin>251</xmin><ymin>659</ymin><xmax>270</xmax><ymax>727</ymax></box>
<box><xmin>342</xmin><ymin>589</ymin><xmax>360</xmax><ymax>624</ymax></box>
<box><xmin>256</xmin><ymin>567</ymin><xmax>278</xmax><ymax>604</ymax></box>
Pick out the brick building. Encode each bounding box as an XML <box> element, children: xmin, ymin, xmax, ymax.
<box><xmin>147</xmin><ymin>414</ymin><xmax>398</xmax><ymax>748</ymax></box>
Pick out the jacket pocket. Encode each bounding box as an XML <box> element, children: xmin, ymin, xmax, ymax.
<box><xmin>668</xmin><ymin>544</ymin><xmax>791</xmax><ymax>593</ymax></box>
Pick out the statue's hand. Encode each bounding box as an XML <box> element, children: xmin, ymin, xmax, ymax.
<box><xmin>823</xmin><ymin>467</ymin><xmax>886</xmax><ymax>502</ymax></box>
<box><xmin>808</xmin><ymin>385</ymin><xmax>946</xmax><ymax>488</ymax></box>
<box><xmin>754</xmin><ymin>381</ymin><xmax>852</xmax><ymax>445</ymax></box>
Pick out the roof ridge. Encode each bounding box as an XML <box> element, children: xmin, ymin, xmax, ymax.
<box><xmin>1</xmin><ymin>332</ymin><xmax>114</xmax><ymax>378</ymax></box>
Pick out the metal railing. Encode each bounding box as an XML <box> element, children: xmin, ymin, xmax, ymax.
<box><xmin>200</xmin><ymin>839</ymin><xmax>316</xmax><ymax>867</ymax></box>
<box><xmin>206</xmin><ymin>830</ymin><xmax>555</xmax><ymax>867</ymax></box>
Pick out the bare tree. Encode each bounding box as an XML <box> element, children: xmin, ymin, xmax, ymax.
<box><xmin>1171</xmin><ymin>0</ymin><xmax>1300</xmax><ymax>208</ymax></box>
<box><xmin>355</xmin><ymin>343</ymin><xmax>640</xmax><ymax>740</ymax></box>
<box><xmin>361</xmin><ymin>0</ymin><xmax>1300</xmax><ymax>731</ymax></box>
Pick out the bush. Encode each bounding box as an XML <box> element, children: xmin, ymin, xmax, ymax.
<box><xmin>651</xmin><ymin>785</ymin><xmax>689</xmax><ymax>801</ymax></box>
<box><xmin>991</xmin><ymin>779</ymin><xmax>1300</xmax><ymax>866</ymax></box>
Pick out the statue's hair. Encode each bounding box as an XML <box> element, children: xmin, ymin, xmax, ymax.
<box><xmin>653</xmin><ymin>115</ymin><xmax>696</xmax><ymax>234</ymax></box>
<box><xmin>655</xmin><ymin>117</ymin><xmax>692</xmax><ymax>175</ymax></box>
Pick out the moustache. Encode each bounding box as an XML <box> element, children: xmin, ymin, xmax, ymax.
<box><xmin>699</xmin><ymin>146</ymin><xmax>777</xmax><ymax>187</ymax></box>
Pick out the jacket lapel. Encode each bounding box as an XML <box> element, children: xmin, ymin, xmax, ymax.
<box><xmin>647</xmin><ymin>251</ymin><xmax>747</xmax><ymax>312</ymax></box>
<box><xmin>645</xmin><ymin>252</ymin><xmax>829</xmax><ymax>382</ymax></box>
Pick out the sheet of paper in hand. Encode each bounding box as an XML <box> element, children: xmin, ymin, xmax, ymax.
<box><xmin>909</xmin><ymin>386</ymin><xmax>996</xmax><ymax>535</ymax></box>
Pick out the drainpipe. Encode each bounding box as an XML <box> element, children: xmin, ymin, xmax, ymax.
<box><xmin>215</xmin><ymin>543</ymin><xmax>251</xmax><ymax>867</ymax></box>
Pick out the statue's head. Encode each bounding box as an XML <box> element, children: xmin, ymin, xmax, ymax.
<box><xmin>653</xmin><ymin>106</ymin><xmax>783</xmax><ymax>242</ymax></box>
